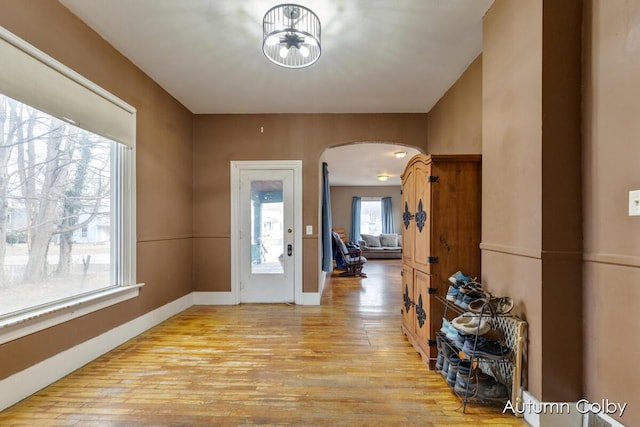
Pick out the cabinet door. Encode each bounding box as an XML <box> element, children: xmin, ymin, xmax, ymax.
<box><xmin>414</xmin><ymin>269</ymin><xmax>431</xmax><ymax>350</ymax></box>
<box><xmin>401</xmin><ymin>166</ymin><xmax>415</xmax><ymax>266</ymax></box>
<box><xmin>401</xmin><ymin>264</ymin><xmax>414</xmax><ymax>333</ymax></box>
<box><xmin>413</xmin><ymin>161</ymin><xmax>432</xmax><ymax>273</ymax></box>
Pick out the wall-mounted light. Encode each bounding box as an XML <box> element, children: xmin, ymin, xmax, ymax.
<box><xmin>377</xmin><ymin>175</ymin><xmax>389</xmax><ymax>182</ymax></box>
<box><xmin>394</xmin><ymin>151</ymin><xmax>407</xmax><ymax>159</ymax></box>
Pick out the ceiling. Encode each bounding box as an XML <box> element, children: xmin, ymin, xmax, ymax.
<box><xmin>322</xmin><ymin>143</ymin><xmax>421</xmax><ymax>186</ymax></box>
<box><xmin>58</xmin><ymin>0</ymin><xmax>492</xmax><ymax>185</ymax></box>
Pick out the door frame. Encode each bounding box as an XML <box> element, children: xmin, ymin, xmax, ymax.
<box><xmin>230</xmin><ymin>160</ymin><xmax>303</xmax><ymax>304</ymax></box>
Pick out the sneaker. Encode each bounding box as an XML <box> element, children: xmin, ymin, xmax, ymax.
<box><xmin>448</xmin><ymin>271</ymin><xmax>471</xmax><ymax>286</ymax></box>
<box><xmin>451</xmin><ymin>313</ymin><xmax>491</xmax><ymax>336</ymax></box>
<box><xmin>446</xmin><ymin>284</ymin><xmax>459</xmax><ymax>302</ymax></box>
<box><xmin>455</xmin><ymin>332</ymin><xmax>475</xmax><ymax>348</ymax></box>
<box><xmin>446</xmin><ymin>354</ymin><xmax>461</xmax><ymax>387</ymax></box>
<box><xmin>440</xmin><ymin>318</ymin><xmax>451</xmax><ymax>334</ymax></box>
<box><xmin>476</xmin><ymin>376</ymin><xmax>509</xmax><ymax>403</ymax></box>
<box><xmin>462</xmin><ymin>337</ymin><xmax>510</xmax><ymax>360</ymax></box>
<box><xmin>454</xmin><ymin>370</ymin><xmax>509</xmax><ymax>403</ymax></box>
<box><xmin>460</xmin><ymin>290</ymin><xmax>489</xmax><ymax>310</ymax></box>
<box><xmin>468</xmin><ymin>296</ymin><xmax>514</xmax><ymax>315</ymax></box>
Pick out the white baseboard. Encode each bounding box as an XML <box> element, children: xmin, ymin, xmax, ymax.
<box><xmin>193</xmin><ymin>291</ymin><xmax>237</xmax><ymax>305</ymax></box>
<box><xmin>193</xmin><ymin>291</ymin><xmax>321</xmax><ymax>306</ymax></box>
<box><xmin>0</xmin><ymin>293</ymin><xmax>193</xmax><ymax>412</ymax></box>
<box><xmin>521</xmin><ymin>391</ymin><xmax>627</xmax><ymax>427</ymax></box>
<box><xmin>520</xmin><ymin>391</ymin><xmax>582</xmax><ymax>427</ymax></box>
<box><xmin>298</xmin><ymin>291</ymin><xmax>321</xmax><ymax>305</ymax></box>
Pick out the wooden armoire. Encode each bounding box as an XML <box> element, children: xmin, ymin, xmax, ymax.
<box><xmin>400</xmin><ymin>154</ymin><xmax>482</xmax><ymax>369</ymax></box>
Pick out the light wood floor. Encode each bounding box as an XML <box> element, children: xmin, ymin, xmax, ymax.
<box><xmin>0</xmin><ymin>260</ymin><xmax>527</xmax><ymax>426</ymax></box>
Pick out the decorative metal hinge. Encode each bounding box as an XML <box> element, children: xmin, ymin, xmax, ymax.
<box><xmin>428</xmin><ymin>175</ymin><xmax>439</xmax><ymax>183</ymax></box>
<box><xmin>400</xmin><ymin>270</ymin><xmax>403</xmax><ymax>276</ymax></box>
<box><xmin>403</xmin><ymin>284</ymin><xmax>412</xmax><ymax>313</ymax></box>
<box><xmin>427</xmin><ymin>256</ymin><xmax>439</xmax><ymax>263</ymax></box>
<box><xmin>402</xmin><ymin>201</ymin><xmax>414</xmax><ymax>229</ymax></box>
<box><xmin>428</xmin><ymin>287</ymin><xmax>437</xmax><ymax>295</ymax></box>
<box><xmin>415</xmin><ymin>199</ymin><xmax>426</xmax><ymax>232</ymax></box>
<box><xmin>415</xmin><ymin>294</ymin><xmax>426</xmax><ymax>328</ymax></box>
<box><xmin>428</xmin><ymin>339</ymin><xmax>437</xmax><ymax>347</ymax></box>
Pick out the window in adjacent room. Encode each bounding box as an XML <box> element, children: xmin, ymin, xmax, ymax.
<box><xmin>360</xmin><ymin>198</ymin><xmax>382</xmax><ymax>235</ymax></box>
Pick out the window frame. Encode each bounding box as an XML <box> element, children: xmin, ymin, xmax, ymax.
<box><xmin>0</xmin><ymin>27</ymin><xmax>141</xmax><ymax>345</ymax></box>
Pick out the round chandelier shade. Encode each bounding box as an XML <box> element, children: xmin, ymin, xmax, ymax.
<box><xmin>262</xmin><ymin>4</ymin><xmax>321</xmax><ymax>68</ymax></box>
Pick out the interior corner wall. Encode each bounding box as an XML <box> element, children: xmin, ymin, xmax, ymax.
<box><xmin>192</xmin><ymin>114</ymin><xmax>428</xmax><ymax>294</ymax></box>
<box><xmin>0</xmin><ymin>1</ymin><xmax>194</xmax><ymax>380</ymax></box>
<box><xmin>583</xmin><ymin>1</ymin><xmax>640</xmax><ymax>425</ymax></box>
<box><xmin>426</xmin><ymin>54</ymin><xmax>482</xmax><ymax>154</ymax></box>
<box><xmin>483</xmin><ymin>0</ymin><xmax>584</xmax><ymax>404</ymax></box>
<box><xmin>329</xmin><ymin>186</ymin><xmax>402</xmax><ymax>237</ymax></box>
<box><xmin>482</xmin><ymin>0</ymin><xmax>544</xmax><ymax>397</ymax></box>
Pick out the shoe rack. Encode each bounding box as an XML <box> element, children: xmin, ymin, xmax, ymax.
<box><xmin>436</xmin><ymin>296</ymin><xmax>527</xmax><ymax>414</ymax></box>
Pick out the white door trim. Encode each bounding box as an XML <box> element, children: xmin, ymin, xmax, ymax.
<box><xmin>230</xmin><ymin>160</ymin><xmax>303</xmax><ymax>304</ymax></box>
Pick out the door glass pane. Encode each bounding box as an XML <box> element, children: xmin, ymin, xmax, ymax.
<box><xmin>250</xmin><ymin>180</ymin><xmax>284</xmax><ymax>274</ymax></box>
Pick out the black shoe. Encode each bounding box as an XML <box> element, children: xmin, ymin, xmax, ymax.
<box><xmin>462</xmin><ymin>338</ymin><xmax>510</xmax><ymax>360</ymax></box>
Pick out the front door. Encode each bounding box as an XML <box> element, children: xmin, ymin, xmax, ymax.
<box><xmin>234</xmin><ymin>164</ymin><xmax>300</xmax><ymax>303</ymax></box>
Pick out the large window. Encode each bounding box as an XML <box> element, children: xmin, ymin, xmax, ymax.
<box><xmin>0</xmin><ymin>27</ymin><xmax>136</xmax><ymax>326</ymax></box>
<box><xmin>0</xmin><ymin>94</ymin><xmax>125</xmax><ymax>317</ymax></box>
<box><xmin>360</xmin><ymin>199</ymin><xmax>382</xmax><ymax>235</ymax></box>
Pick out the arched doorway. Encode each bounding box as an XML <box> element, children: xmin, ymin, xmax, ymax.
<box><xmin>318</xmin><ymin>142</ymin><xmax>423</xmax><ymax>295</ymax></box>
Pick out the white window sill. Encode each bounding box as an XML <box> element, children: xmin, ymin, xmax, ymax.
<box><xmin>0</xmin><ymin>283</ymin><xmax>144</xmax><ymax>345</ymax></box>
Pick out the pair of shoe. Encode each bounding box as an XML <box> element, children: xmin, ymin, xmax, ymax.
<box><xmin>454</xmin><ymin>367</ymin><xmax>509</xmax><ymax>403</ymax></box>
<box><xmin>468</xmin><ymin>296</ymin><xmax>514</xmax><ymax>315</ymax></box>
<box><xmin>462</xmin><ymin>336</ymin><xmax>511</xmax><ymax>360</ymax></box>
<box><xmin>446</xmin><ymin>271</ymin><xmax>477</xmax><ymax>302</ymax></box>
<box><xmin>450</xmin><ymin>312</ymin><xmax>492</xmax><ymax>336</ymax></box>
<box><xmin>448</xmin><ymin>271</ymin><xmax>515</xmax><ymax>315</ymax></box>
<box><xmin>456</xmin><ymin>288</ymin><xmax>490</xmax><ymax>310</ymax></box>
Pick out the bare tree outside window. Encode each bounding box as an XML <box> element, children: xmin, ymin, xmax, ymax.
<box><xmin>360</xmin><ymin>199</ymin><xmax>382</xmax><ymax>235</ymax></box>
<box><xmin>0</xmin><ymin>94</ymin><xmax>113</xmax><ymax>317</ymax></box>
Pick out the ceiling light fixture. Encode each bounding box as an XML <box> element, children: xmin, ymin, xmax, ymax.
<box><xmin>377</xmin><ymin>175</ymin><xmax>389</xmax><ymax>182</ymax></box>
<box><xmin>394</xmin><ymin>151</ymin><xmax>407</xmax><ymax>158</ymax></box>
<box><xmin>263</xmin><ymin>4</ymin><xmax>321</xmax><ymax>69</ymax></box>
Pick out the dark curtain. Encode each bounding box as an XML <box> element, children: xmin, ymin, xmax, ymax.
<box><xmin>381</xmin><ymin>196</ymin><xmax>395</xmax><ymax>233</ymax></box>
<box><xmin>350</xmin><ymin>196</ymin><xmax>361</xmax><ymax>242</ymax></box>
<box><xmin>321</xmin><ymin>162</ymin><xmax>333</xmax><ymax>272</ymax></box>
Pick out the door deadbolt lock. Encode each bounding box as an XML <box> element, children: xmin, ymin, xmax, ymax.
<box><xmin>287</xmin><ymin>244</ymin><xmax>293</xmax><ymax>256</ymax></box>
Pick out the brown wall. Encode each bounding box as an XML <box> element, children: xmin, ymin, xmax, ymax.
<box><xmin>192</xmin><ymin>114</ymin><xmax>428</xmax><ymax>293</ymax></box>
<box><xmin>483</xmin><ymin>0</ymin><xmax>583</xmax><ymax>404</ymax></box>
<box><xmin>427</xmin><ymin>55</ymin><xmax>483</xmax><ymax>154</ymax></box>
<box><xmin>329</xmin><ymin>186</ymin><xmax>403</xmax><ymax>238</ymax></box>
<box><xmin>0</xmin><ymin>1</ymin><xmax>193</xmax><ymax>379</ymax></box>
<box><xmin>583</xmin><ymin>1</ymin><xmax>640</xmax><ymax>424</ymax></box>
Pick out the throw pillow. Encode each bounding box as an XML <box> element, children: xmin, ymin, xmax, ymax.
<box><xmin>360</xmin><ymin>233</ymin><xmax>381</xmax><ymax>247</ymax></box>
<box><xmin>379</xmin><ymin>233</ymin><xmax>399</xmax><ymax>247</ymax></box>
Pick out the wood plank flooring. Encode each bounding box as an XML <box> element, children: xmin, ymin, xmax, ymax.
<box><xmin>0</xmin><ymin>260</ymin><xmax>527</xmax><ymax>426</ymax></box>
